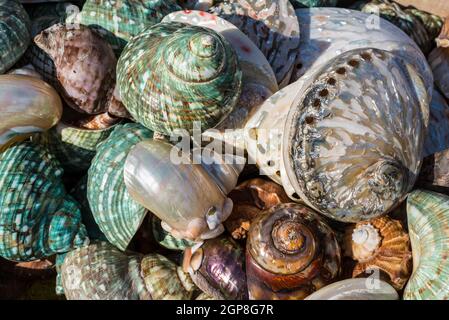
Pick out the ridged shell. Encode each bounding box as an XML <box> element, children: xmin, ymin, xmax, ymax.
<box><xmin>209</xmin><ymin>0</ymin><xmax>300</xmax><ymax>87</ymax></box>
<box><xmin>61</xmin><ymin>241</ymin><xmax>195</xmax><ymax>300</ymax></box>
<box><xmin>151</xmin><ymin>215</ymin><xmax>195</xmax><ymax>251</ymax></box>
<box><xmin>117</xmin><ymin>22</ymin><xmax>242</xmax><ymax>135</ymax></box>
<box><xmin>0</xmin><ymin>142</ymin><xmax>88</xmax><ymax>261</ymax></box>
<box><xmin>246</xmin><ymin>203</ymin><xmax>341</xmax><ymax>300</ymax></box>
<box><xmin>0</xmin><ymin>0</ymin><xmax>30</xmax><ymax>74</ymax></box>
<box><xmin>305</xmin><ymin>278</ymin><xmax>398</xmax><ymax>300</ymax></box>
<box><xmin>0</xmin><ymin>74</ymin><xmax>62</xmax><ymax>152</ymax></box>
<box><xmin>404</xmin><ymin>190</ymin><xmax>449</xmax><ymax>300</ymax></box>
<box><xmin>78</xmin><ymin>0</ymin><xmax>182</xmax><ymax>55</ymax></box>
<box><xmin>87</xmin><ymin>123</ymin><xmax>153</xmax><ymax>251</ymax></box>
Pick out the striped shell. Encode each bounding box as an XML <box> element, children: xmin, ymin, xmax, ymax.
<box><xmin>0</xmin><ymin>142</ymin><xmax>88</xmax><ymax>262</ymax></box>
<box><xmin>117</xmin><ymin>22</ymin><xmax>242</xmax><ymax>135</ymax></box>
<box><xmin>0</xmin><ymin>0</ymin><xmax>30</xmax><ymax>74</ymax></box>
<box><xmin>0</xmin><ymin>74</ymin><xmax>62</xmax><ymax>152</ymax></box>
<box><xmin>404</xmin><ymin>190</ymin><xmax>449</xmax><ymax>300</ymax></box>
<box><xmin>87</xmin><ymin>123</ymin><xmax>153</xmax><ymax>251</ymax></box>
<box><xmin>61</xmin><ymin>242</ymin><xmax>195</xmax><ymax>300</ymax></box>
<box><xmin>209</xmin><ymin>0</ymin><xmax>300</xmax><ymax>87</ymax></box>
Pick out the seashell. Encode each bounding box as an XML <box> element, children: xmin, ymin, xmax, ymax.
<box><xmin>117</xmin><ymin>22</ymin><xmax>242</xmax><ymax>136</ymax></box>
<box><xmin>209</xmin><ymin>0</ymin><xmax>300</xmax><ymax>87</ymax></box>
<box><xmin>124</xmin><ymin>139</ymin><xmax>243</xmax><ymax>241</ymax></box>
<box><xmin>34</xmin><ymin>23</ymin><xmax>128</xmax><ymax>117</ymax></box>
<box><xmin>0</xmin><ymin>74</ymin><xmax>62</xmax><ymax>152</ymax></box>
<box><xmin>289</xmin><ymin>0</ymin><xmax>338</xmax><ymax>9</ymax></box>
<box><xmin>0</xmin><ymin>142</ymin><xmax>88</xmax><ymax>262</ymax></box>
<box><xmin>78</xmin><ymin>0</ymin><xmax>182</xmax><ymax>55</ymax></box>
<box><xmin>417</xmin><ymin>148</ymin><xmax>449</xmax><ymax>194</ymax></box>
<box><xmin>246</xmin><ymin>203</ymin><xmax>341</xmax><ymax>300</ymax></box>
<box><xmin>225</xmin><ymin>178</ymin><xmax>290</xmax><ymax>240</ymax></box>
<box><xmin>404</xmin><ymin>7</ymin><xmax>443</xmax><ymax>40</ymax></box>
<box><xmin>343</xmin><ymin>216</ymin><xmax>412</xmax><ymax>290</ymax></box>
<box><xmin>394</xmin><ymin>0</ymin><xmax>449</xmax><ymax>18</ymax></box>
<box><xmin>0</xmin><ymin>0</ymin><xmax>30</xmax><ymax>74</ymax></box>
<box><xmin>151</xmin><ymin>215</ymin><xmax>195</xmax><ymax>251</ymax></box>
<box><xmin>429</xmin><ymin>18</ymin><xmax>449</xmax><ymax>102</ymax></box>
<box><xmin>404</xmin><ymin>189</ymin><xmax>449</xmax><ymax>300</ymax></box>
<box><xmin>183</xmin><ymin>236</ymin><xmax>248</xmax><ymax>300</ymax></box>
<box><xmin>361</xmin><ymin>0</ymin><xmax>435</xmax><ymax>54</ymax></box>
<box><xmin>305</xmin><ymin>278</ymin><xmax>398</xmax><ymax>300</ymax></box>
<box><xmin>7</xmin><ymin>64</ymin><xmax>42</xmax><ymax>78</ymax></box>
<box><xmin>61</xmin><ymin>241</ymin><xmax>196</xmax><ymax>300</ymax></box>
<box><xmin>87</xmin><ymin>123</ymin><xmax>153</xmax><ymax>251</ymax></box>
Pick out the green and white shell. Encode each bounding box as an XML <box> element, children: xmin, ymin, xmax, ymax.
<box><xmin>61</xmin><ymin>241</ymin><xmax>196</xmax><ymax>300</ymax></box>
<box><xmin>87</xmin><ymin>123</ymin><xmax>153</xmax><ymax>251</ymax></box>
<box><xmin>117</xmin><ymin>22</ymin><xmax>242</xmax><ymax>136</ymax></box>
<box><xmin>0</xmin><ymin>0</ymin><xmax>31</xmax><ymax>74</ymax></box>
<box><xmin>0</xmin><ymin>142</ymin><xmax>88</xmax><ymax>262</ymax></box>
<box><xmin>404</xmin><ymin>190</ymin><xmax>449</xmax><ymax>300</ymax></box>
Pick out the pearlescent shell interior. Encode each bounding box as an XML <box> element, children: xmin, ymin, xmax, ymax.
<box><xmin>0</xmin><ymin>74</ymin><xmax>62</xmax><ymax>152</ymax></box>
<box><xmin>404</xmin><ymin>190</ymin><xmax>449</xmax><ymax>300</ymax></box>
<box><xmin>305</xmin><ymin>278</ymin><xmax>398</xmax><ymax>300</ymax></box>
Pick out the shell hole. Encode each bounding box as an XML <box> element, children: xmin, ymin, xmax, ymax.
<box><xmin>276</xmin><ymin>170</ymin><xmax>281</xmax><ymax>177</ymax></box>
<box><xmin>292</xmin><ymin>193</ymin><xmax>300</xmax><ymax>199</ymax></box>
<box><xmin>296</xmin><ymin>62</ymin><xmax>303</xmax><ymax>69</ymax></box>
<box><xmin>327</xmin><ymin>78</ymin><xmax>336</xmax><ymax>85</ymax></box>
<box><xmin>305</xmin><ymin>116</ymin><xmax>315</xmax><ymax>124</ymax></box>
<box><xmin>267</xmin><ymin>160</ymin><xmax>275</xmax><ymax>167</ymax></box>
<box><xmin>348</xmin><ymin>59</ymin><xmax>359</xmax><ymax>68</ymax></box>
<box><xmin>336</xmin><ymin>67</ymin><xmax>346</xmax><ymax>75</ymax></box>
<box><xmin>361</xmin><ymin>52</ymin><xmax>372</xmax><ymax>61</ymax></box>
<box><xmin>319</xmin><ymin>89</ymin><xmax>329</xmax><ymax>97</ymax></box>
<box><xmin>313</xmin><ymin>99</ymin><xmax>321</xmax><ymax>108</ymax></box>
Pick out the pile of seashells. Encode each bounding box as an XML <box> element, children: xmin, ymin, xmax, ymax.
<box><xmin>2</xmin><ymin>0</ymin><xmax>449</xmax><ymax>300</ymax></box>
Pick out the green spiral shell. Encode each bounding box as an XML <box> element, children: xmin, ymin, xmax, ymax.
<box><xmin>87</xmin><ymin>123</ymin><xmax>153</xmax><ymax>251</ymax></box>
<box><xmin>0</xmin><ymin>0</ymin><xmax>31</xmax><ymax>74</ymax></box>
<box><xmin>0</xmin><ymin>142</ymin><xmax>88</xmax><ymax>262</ymax></box>
<box><xmin>117</xmin><ymin>22</ymin><xmax>242</xmax><ymax>135</ymax></box>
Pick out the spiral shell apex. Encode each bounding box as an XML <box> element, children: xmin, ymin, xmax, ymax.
<box><xmin>117</xmin><ymin>22</ymin><xmax>242</xmax><ymax>135</ymax></box>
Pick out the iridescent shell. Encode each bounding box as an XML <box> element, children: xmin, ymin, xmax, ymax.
<box><xmin>423</xmin><ymin>88</ymin><xmax>449</xmax><ymax>157</ymax></box>
<box><xmin>289</xmin><ymin>0</ymin><xmax>338</xmax><ymax>8</ymax></box>
<box><xmin>404</xmin><ymin>190</ymin><xmax>449</xmax><ymax>300</ymax></box>
<box><xmin>117</xmin><ymin>22</ymin><xmax>242</xmax><ymax>135</ymax></box>
<box><xmin>429</xmin><ymin>18</ymin><xmax>449</xmax><ymax>102</ymax></box>
<box><xmin>0</xmin><ymin>142</ymin><xmax>88</xmax><ymax>262</ymax></box>
<box><xmin>124</xmin><ymin>139</ymin><xmax>243</xmax><ymax>241</ymax></box>
<box><xmin>34</xmin><ymin>23</ymin><xmax>128</xmax><ymax>117</ymax></box>
<box><xmin>183</xmin><ymin>236</ymin><xmax>248</xmax><ymax>300</ymax></box>
<box><xmin>78</xmin><ymin>0</ymin><xmax>182</xmax><ymax>55</ymax></box>
<box><xmin>0</xmin><ymin>74</ymin><xmax>62</xmax><ymax>152</ymax></box>
<box><xmin>0</xmin><ymin>0</ymin><xmax>30</xmax><ymax>74</ymax></box>
<box><xmin>87</xmin><ymin>123</ymin><xmax>153</xmax><ymax>251</ymax></box>
<box><xmin>343</xmin><ymin>216</ymin><xmax>412</xmax><ymax>290</ymax></box>
<box><xmin>246</xmin><ymin>203</ymin><xmax>341</xmax><ymax>300</ymax></box>
<box><xmin>225</xmin><ymin>178</ymin><xmax>290</xmax><ymax>240</ymax></box>
<box><xmin>61</xmin><ymin>242</ymin><xmax>196</xmax><ymax>300</ymax></box>
<box><xmin>209</xmin><ymin>0</ymin><xmax>300</xmax><ymax>87</ymax></box>
<box><xmin>305</xmin><ymin>278</ymin><xmax>398</xmax><ymax>300</ymax></box>
<box><xmin>151</xmin><ymin>215</ymin><xmax>195</xmax><ymax>251</ymax></box>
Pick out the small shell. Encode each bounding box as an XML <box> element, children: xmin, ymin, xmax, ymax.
<box><xmin>87</xmin><ymin>123</ymin><xmax>153</xmax><ymax>251</ymax></box>
<box><xmin>0</xmin><ymin>142</ymin><xmax>88</xmax><ymax>261</ymax></box>
<box><xmin>117</xmin><ymin>22</ymin><xmax>242</xmax><ymax>135</ymax></box>
<box><xmin>305</xmin><ymin>278</ymin><xmax>398</xmax><ymax>300</ymax></box>
<box><xmin>404</xmin><ymin>189</ymin><xmax>449</xmax><ymax>300</ymax></box>
<box><xmin>0</xmin><ymin>0</ymin><xmax>30</xmax><ymax>74</ymax></box>
<box><xmin>343</xmin><ymin>216</ymin><xmax>412</xmax><ymax>290</ymax></box>
<box><xmin>0</xmin><ymin>74</ymin><xmax>62</xmax><ymax>152</ymax></box>
<box><xmin>246</xmin><ymin>203</ymin><xmax>341</xmax><ymax>300</ymax></box>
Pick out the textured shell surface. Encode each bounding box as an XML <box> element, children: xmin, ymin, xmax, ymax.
<box><xmin>124</xmin><ymin>139</ymin><xmax>239</xmax><ymax>241</ymax></box>
<box><xmin>423</xmin><ymin>88</ymin><xmax>449</xmax><ymax>158</ymax></box>
<box><xmin>246</xmin><ymin>203</ymin><xmax>341</xmax><ymax>300</ymax></box>
<box><xmin>0</xmin><ymin>142</ymin><xmax>88</xmax><ymax>262</ymax></box>
<box><xmin>117</xmin><ymin>22</ymin><xmax>242</xmax><ymax>136</ymax></box>
<box><xmin>209</xmin><ymin>0</ymin><xmax>300</xmax><ymax>87</ymax></box>
<box><xmin>87</xmin><ymin>123</ymin><xmax>153</xmax><ymax>251</ymax></box>
<box><xmin>0</xmin><ymin>0</ymin><xmax>31</xmax><ymax>74</ymax></box>
<box><xmin>0</xmin><ymin>74</ymin><xmax>62</xmax><ymax>152</ymax></box>
<box><xmin>404</xmin><ymin>190</ymin><xmax>449</xmax><ymax>300</ymax></box>
<box><xmin>305</xmin><ymin>278</ymin><xmax>398</xmax><ymax>300</ymax></box>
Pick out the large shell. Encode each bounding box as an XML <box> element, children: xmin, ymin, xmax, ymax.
<box><xmin>0</xmin><ymin>142</ymin><xmax>88</xmax><ymax>261</ymax></box>
<box><xmin>87</xmin><ymin>123</ymin><xmax>153</xmax><ymax>251</ymax></box>
<box><xmin>305</xmin><ymin>278</ymin><xmax>398</xmax><ymax>300</ymax></box>
<box><xmin>183</xmin><ymin>236</ymin><xmax>248</xmax><ymax>300</ymax></box>
<box><xmin>209</xmin><ymin>0</ymin><xmax>300</xmax><ymax>87</ymax></box>
<box><xmin>61</xmin><ymin>242</ymin><xmax>195</xmax><ymax>300</ymax></box>
<box><xmin>0</xmin><ymin>74</ymin><xmax>62</xmax><ymax>152</ymax></box>
<box><xmin>124</xmin><ymin>139</ymin><xmax>242</xmax><ymax>241</ymax></box>
<box><xmin>343</xmin><ymin>216</ymin><xmax>412</xmax><ymax>290</ymax></box>
<box><xmin>246</xmin><ymin>203</ymin><xmax>341</xmax><ymax>300</ymax></box>
<box><xmin>0</xmin><ymin>0</ymin><xmax>30</xmax><ymax>74</ymax></box>
<box><xmin>117</xmin><ymin>22</ymin><xmax>242</xmax><ymax>136</ymax></box>
<box><xmin>34</xmin><ymin>23</ymin><xmax>127</xmax><ymax>117</ymax></box>
<box><xmin>404</xmin><ymin>190</ymin><xmax>449</xmax><ymax>300</ymax></box>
